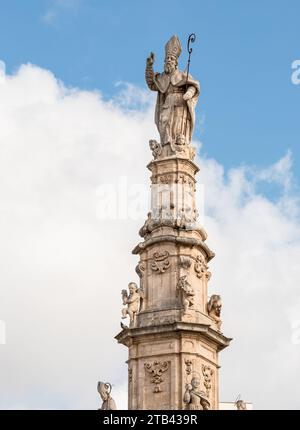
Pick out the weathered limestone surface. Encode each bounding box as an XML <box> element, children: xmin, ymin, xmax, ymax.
<box><xmin>115</xmin><ymin>35</ymin><xmax>231</xmax><ymax>410</ymax></box>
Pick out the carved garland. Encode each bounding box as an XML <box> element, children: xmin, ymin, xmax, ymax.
<box><xmin>202</xmin><ymin>365</ymin><xmax>214</xmax><ymax>397</ymax></box>
<box><xmin>194</xmin><ymin>255</ymin><xmax>211</xmax><ymax>281</ymax></box>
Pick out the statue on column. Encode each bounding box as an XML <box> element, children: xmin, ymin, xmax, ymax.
<box><xmin>177</xmin><ymin>275</ymin><xmax>195</xmax><ymax>315</ymax></box>
<box><xmin>97</xmin><ymin>381</ymin><xmax>117</xmax><ymax>410</ymax></box>
<box><xmin>207</xmin><ymin>294</ymin><xmax>222</xmax><ymax>331</ymax></box>
<box><xmin>183</xmin><ymin>375</ymin><xmax>211</xmax><ymax>410</ymax></box>
<box><xmin>121</xmin><ymin>282</ymin><xmax>144</xmax><ymax>326</ymax></box>
<box><xmin>145</xmin><ymin>35</ymin><xmax>200</xmax><ymax>152</ymax></box>
<box><xmin>235</xmin><ymin>395</ymin><xmax>247</xmax><ymax>410</ymax></box>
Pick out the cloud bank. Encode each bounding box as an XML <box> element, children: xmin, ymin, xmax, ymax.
<box><xmin>0</xmin><ymin>62</ymin><xmax>299</xmax><ymax>409</ymax></box>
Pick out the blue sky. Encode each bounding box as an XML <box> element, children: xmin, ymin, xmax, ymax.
<box><xmin>0</xmin><ymin>0</ymin><xmax>299</xmax><ymax>182</ymax></box>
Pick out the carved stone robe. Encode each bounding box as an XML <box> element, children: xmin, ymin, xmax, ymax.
<box><xmin>146</xmin><ymin>68</ymin><xmax>200</xmax><ymax>145</ymax></box>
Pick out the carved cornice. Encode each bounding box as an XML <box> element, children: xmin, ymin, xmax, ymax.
<box><xmin>147</xmin><ymin>157</ymin><xmax>200</xmax><ymax>175</ymax></box>
<box><xmin>115</xmin><ymin>321</ymin><xmax>232</xmax><ymax>352</ymax></box>
<box><xmin>132</xmin><ymin>235</ymin><xmax>215</xmax><ymax>261</ymax></box>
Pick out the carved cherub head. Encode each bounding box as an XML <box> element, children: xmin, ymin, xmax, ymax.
<box><xmin>207</xmin><ymin>295</ymin><xmax>222</xmax><ymax>317</ymax></box>
<box><xmin>128</xmin><ymin>282</ymin><xmax>138</xmax><ymax>295</ymax></box>
<box><xmin>191</xmin><ymin>376</ymin><xmax>201</xmax><ymax>389</ymax></box>
<box><xmin>175</xmin><ymin>134</ymin><xmax>186</xmax><ymax>146</ymax></box>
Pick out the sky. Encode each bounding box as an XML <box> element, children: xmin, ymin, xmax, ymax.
<box><xmin>0</xmin><ymin>0</ymin><xmax>300</xmax><ymax>179</ymax></box>
<box><xmin>0</xmin><ymin>0</ymin><xmax>300</xmax><ymax>410</ymax></box>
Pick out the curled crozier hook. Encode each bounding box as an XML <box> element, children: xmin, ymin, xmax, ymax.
<box><xmin>187</xmin><ymin>33</ymin><xmax>196</xmax><ymax>55</ymax></box>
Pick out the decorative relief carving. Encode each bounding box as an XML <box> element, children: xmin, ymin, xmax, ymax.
<box><xmin>151</xmin><ymin>175</ymin><xmax>158</xmax><ymax>185</ymax></box>
<box><xmin>202</xmin><ymin>365</ymin><xmax>214</xmax><ymax>397</ymax></box>
<box><xmin>144</xmin><ymin>361</ymin><xmax>169</xmax><ymax>393</ymax></box>
<box><xmin>207</xmin><ymin>295</ymin><xmax>222</xmax><ymax>331</ymax></box>
<box><xmin>128</xmin><ymin>368</ymin><xmax>132</xmax><ymax>383</ymax></box>
<box><xmin>183</xmin><ymin>375</ymin><xmax>210</xmax><ymax>410</ymax></box>
<box><xmin>179</xmin><ymin>256</ymin><xmax>192</xmax><ymax>270</ymax></box>
<box><xmin>176</xmin><ymin>174</ymin><xmax>194</xmax><ymax>189</ymax></box>
<box><xmin>185</xmin><ymin>359</ymin><xmax>193</xmax><ymax>376</ymax></box>
<box><xmin>135</xmin><ymin>261</ymin><xmax>146</xmax><ymax>278</ymax></box>
<box><xmin>194</xmin><ymin>255</ymin><xmax>211</xmax><ymax>281</ymax></box>
<box><xmin>151</xmin><ymin>250</ymin><xmax>170</xmax><ymax>273</ymax></box>
<box><xmin>177</xmin><ymin>275</ymin><xmax>195</xmax><ymax>314</ymax></box>
<box><xmin>149</xmin><ymin>139</ymin><xmax>162</xmax><ymax>158</ymax></box>
<box><xmin>159</xmin><ymin>174</ymin><xmax>173</xmax><ymax>184</ymax></box>
<box><xmin>121</xmin><ymin>282</ymin><xmax>144</xmax><ymax>327</ymax></box>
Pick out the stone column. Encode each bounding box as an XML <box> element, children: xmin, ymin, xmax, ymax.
<box><xmin>115</xmin><ymin>35</ymin><xmax>231</xmax><ymax>410</ymax></box>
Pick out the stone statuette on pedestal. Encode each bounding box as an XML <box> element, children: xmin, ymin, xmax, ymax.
<box><xmin>115</xmin><ymin>35</ymin><xmax>231</xmax><ymax>410</ymax></box>
<box><xmin>97</xmin><ymin>382</ymin><xmax>117</xmax><ymax>410</ymax></box>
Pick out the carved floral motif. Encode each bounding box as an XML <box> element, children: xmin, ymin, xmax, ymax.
<box><xmin>194</xmin><ymin>255</ymin><xmax>211</xmax><ymax>281</ymax></box>
<box><xmin>144</xmin><ymin>361</ymin><xmax>169</xmax><ymax>393</ymax></box>
<box><xmin>202</xmin><ymin>365</ymin><xmax>214</xmax><ymax>397</ymax></box>
<box><xmin>151</xmin><ymin>250</ymin><xmax>170</xmax><ymax>274</ymax></box>
<box><xmin>135</xmin><ymin>262</ymin><xmax>146</xmax><ymax>278</ymax></box>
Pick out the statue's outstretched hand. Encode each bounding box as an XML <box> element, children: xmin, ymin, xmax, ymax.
<box><xmin>146</xmin><ymin>52</ymin><xmax>155</xmax><ymax>66</ymax></box>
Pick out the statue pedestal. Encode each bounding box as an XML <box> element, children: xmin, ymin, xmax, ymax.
<box><xmin>116</xmin><ymin>322</ymin><xmax>231</xmax><ymax>410</ymax></box>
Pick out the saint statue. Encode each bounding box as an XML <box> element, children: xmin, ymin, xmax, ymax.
<box><xmin>183</xmin><ymin>376</ymin><xmax>211</xmax><ymax>410</ymax></box>
<box><xmin>236</xmin><ymin>399</ymin><xmax>247</xmax><ymax>410</ymax></box>
<box><xmin>97</xmin><ymin>381</ymin><xmax>117</xmax><ymax>410</ymax></box>
<box><xmin>145</xmin><ymin>35</ymin><xmax>200</xmax><ymax>149</ymax></box>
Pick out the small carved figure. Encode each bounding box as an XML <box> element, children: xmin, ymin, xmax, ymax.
<box><xmin>236</xmin><ymin>399</ymin><xmax>247</xmax><ymax>410</ymax></box>
<box><xmin>149</xmin><ymin>139</ymin><xmax>162</xmax><ymax>158</ymax></box>
<box><xmin>121</xmin><ymin>282</ymin><xmax>144</xmax><ymax>326</ymax></box>
<box><xmin>97</xmin><ymin>381</ymin><xmax>117</xmax><ymax>410</ymax></box>
<box><xmin>178</xmin><ymin>275</ymin><xmax>195</xmax><ymax>314</ymax></box>
<box><xmin>207</xmin><ymin>295</ymin><xmax>222</xmax><ymax>331</ymax></box>
<box><xmin>183</xmin><ymin>376</ymin><xmax>211</xmax><ymax>410</ymax></box>
<box><xmin>185</xmin><ymin>359</ymin><xmax>193</xmax><ymax>376</ymax></box>
<box><xmin>139</xmin><ymin>212</ymin><xmax>155</xmax><ymax>238</ymax></box>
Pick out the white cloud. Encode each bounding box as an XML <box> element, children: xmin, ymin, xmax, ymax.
<box><xmin>0</xmin><ymin>63</ymin><xmax>299</xmax><ymax>410</ymax></box>
<box><xmin>0</xmin><ymin>60</ymin><xmax>6</xmax><ymax>84</ymax></box>
<box><xmin>42</xmin><ymin>0</ymin><xmax>81</xmax><ymax>24</ymax></box>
